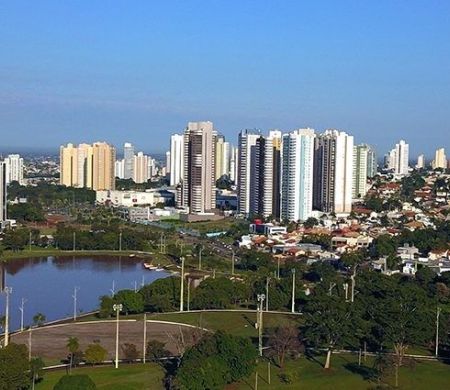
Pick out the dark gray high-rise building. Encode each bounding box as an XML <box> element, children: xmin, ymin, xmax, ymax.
<box><xmin>181</xmin><ymin>121</ymin><xmax>217</xmax><ymax>214</ymax></box>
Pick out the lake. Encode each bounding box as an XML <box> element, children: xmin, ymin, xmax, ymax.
<box><xmin>0</xmin><ymin>255</ymin><xmax>170</xmax><ymax>331</ymax></box>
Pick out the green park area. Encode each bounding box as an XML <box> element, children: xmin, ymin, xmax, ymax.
<box><xmin>33</xmin><ymin>353</ymin><xmax>450</xmax><ymax>390</ymax></box>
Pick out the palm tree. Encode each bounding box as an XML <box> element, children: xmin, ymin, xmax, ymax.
<box><xmin>66</xmin><ymin>336</ymin><xmax>80</xmax><ymax>372</ymax></box>
<box><xmin>33</xmin><ymin>313</ymin><xmax>46</xmax><ymax>327</ymax></box>
<box><xmin>30</xmin><ymin>357</ymin><xmax>44</xmax><ymax>390</ymax></box>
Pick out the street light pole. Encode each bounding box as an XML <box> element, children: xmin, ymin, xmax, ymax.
<box><xmin>291</xmin><ymin>269</ymin><xmax>296</xmax><ymax>313</ymax></box>
<box><xmin>19</xmin><ymin>298</ymin><xmax>27</xmax><ymax>331</ymax></box>
<box><xmin>72</xmin><ymin>287</ymin><xmax>79</xmax><ymax>321</ymax></box>
<box><xmin>277</xmin><ymin>257</ymin><xmax>280</xmax><ymax>279</ymax></box>
<box><xmin>436</xmin><ymin>306</ymin><xmax>441</xmax><ymax>357</ymax></box>
<box><xmin>119</xmin><ymin>231</ymin><xmax>122</xmax><ymax>252</ymax></box>
<box><xmin>113</xmin><ymin>303</ymin><xmax>123</xmax><ymax>368</ymax></box>
<box><xmin>4</xmin><ymin>286</ymin><xmax>12</xmax><ymax>346</ymax></box>
<box><xmin>72</xmin><ymin>232</ymin><xmax>76</xmax><ymax>251</ymax></box>
<box><xmin>143</xmin><ymin>313</ymin><xmax>147</xmax><ymax>364</ymax></box>
<box><xmin>257</xmin><ymin>294</ymin><xmax>265</xmax><ymax>356</ymax></box>
<box><xmin>180</xmin><ymin>257</ymin><xmax>185</xmax><ymax>312</ymax></box>
<box><xmin>265</xmin><ymin>277</ymin><xmax>269</xmax><ymax>311</ymax></box>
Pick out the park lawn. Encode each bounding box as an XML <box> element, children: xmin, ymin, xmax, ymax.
<box><xmin>149</xmin><ymin>311</ymin><xmax>302</xmax><ymax>337</ymax></box>
<box><xmin>238</xmin><ymin>354</ymin><xmax>450</xmax><ymax>389</ymax></box>
<box><xmin>36</xmin><ymin>363</ymin><xmax>164</xmax><ymax>390</ymax></box>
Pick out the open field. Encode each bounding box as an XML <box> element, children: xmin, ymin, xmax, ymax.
<box><xmin>10</xmin><ymin>319</ymin><xmax>203</xmax><ymax>364</ymax></box>
<box><xmin>32</xmin><ymin>353</ymin><xmax>450</xmax><ymax>390</ymax></box>
<box><xmin>149</xmin><ymin>310</ymin><xmax>303</xmax><ymax>338</ymax></box>
<box><xmin>1</xmin><ymin>248</ymin><xmax>140</xmax><ymax>261</ymax></box>
<box><xmin>239</xmin><ymin>354</ymin><xmax>450</xmax><ymax>389</ymax></box>
<box><xmin>36</xmin><ymin>364</ymin><xmax>165</xmax><ymax>390</ymax></box>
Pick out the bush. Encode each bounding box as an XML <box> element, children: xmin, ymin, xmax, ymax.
<box><xmin>53</xmin><ymin>374</ymin><xmax>97</xmax><ymax>390</ymax></box>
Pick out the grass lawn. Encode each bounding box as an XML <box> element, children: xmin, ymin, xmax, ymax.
<box><xmin>36</xmin><ymin>363</ymin><xmax>165</xmax><ymax>390</ymax></box>
<box><xmin>2</xmin><ymin>248</ymin><xmax>138</xmax><ymax>260</ymax></box>
<box><xmin>34</xmin><ymin>353</ymin><xmax>450</xmax><ymax>390</ymax></box>
<box><xmin>239</xmin><ymin>353</ymin><xmax>450</xmax><ymax>389</ymax></box>
<box><xmin>149</xmin><ymin>311</ymin><xmax>302</xmax><ymax>338</ymax></box>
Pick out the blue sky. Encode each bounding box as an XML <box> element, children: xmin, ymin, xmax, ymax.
<box><xmin>0</xmin><ymin>1</ymin><xmax>449</xmax><ymax>157</ymax></box>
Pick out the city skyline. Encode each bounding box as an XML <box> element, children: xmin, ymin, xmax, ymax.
<box><xmin>1</xmin><ymin>2</ymin><xmax>450</xmax><ymax>155</ymax></box>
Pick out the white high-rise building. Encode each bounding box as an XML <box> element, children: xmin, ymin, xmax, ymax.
<box><xmin>313</xmin><ymin>130</ymin><xmax>354</xmax><ymax>214</ymax></box>
<box><xmin>148</xmin><ymin>157</ymin><xmax>156</xmax><ymax>178</ymax></box>
<box><xmin>432</xmin><ymin>148</ymin><xmax>447</xmax><ymax>169</ymax></box>
<box><xmin>353</xmin><ymin>145</ymin><xmax>369</xmax><ymax>199</ymax></box>
<box><xmin>133</xmin><ymin>152</ymin><xmax>149</xmax><ymax>184</ymax></box>
<box><xmin>123</xmin><ymin>142</ymin><xmax>135</xmax><ymax>180</ymax></box>
<box><xmin>170</xmin><ymin>134</ymin><xmax>184</xmax><ymax>186</ymax></box>
<box><xmin>388</xmin><ymin>140</ymin><xmax>409</xmax><ymax>175</ymax></box>
<box><xmin>281</xmin><ymin>129</ymin><xmax>315</xmax><ymax>222</ymax></box>
<box><xmin>0</xmin><ymin>161</ymin><xmax>7</xmax><ymax>222</ymax></box>
<box><xmin>416</xmin><ymin>154</ymin><xmax>425</xmax><ymax>169</ymax></box>
<box><xmin>115</xmin><ymin>159</ymin><xmax>125</xmax><ymax>179</ymax></box>
<box><xmin>4</xmin><ymin>154</ymin><xmax>24</xmax><ymax>185</ymax></box>
<box><xmin>229</xmin><ymin>145</ymin><xmax>238</xmax><ymax>183</ymax></box>
<box><xmin>238</xmin><ymin>129</ymin><xmax>261</xmax><ymax>215</ymax></box>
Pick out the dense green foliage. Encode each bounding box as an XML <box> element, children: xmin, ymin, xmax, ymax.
<box><xmin>175</xmin><ymin>332</ymin><xmax>257</xmax><ymax>389</ymax></box>
<box><xmin>84</xmin><ymin>343</ymin><xmax>107</xmax><ymax>365</ymax></box>
<box><xmin>139</xmin><ymin>277</ymin><xmax>181</xmax><ymax>312</ymax></box>
<box><xmin>7</xmin><ymin>182</ymin><xmax>95</xmax><ymax>207</ymax></box>
<box><xmin>0</xmin><ymin>343</ymin><xmax>30</xmax><ymax>390</ymax></box>
<box><xmin>54</xmin><ymin>225</ymin><xmax>148</xmax><ymax>251</ymax></box>
<box><xmin>53</xmin><ymin>375</ymin><xmax>97</xmax><ymax>390</ymax></box>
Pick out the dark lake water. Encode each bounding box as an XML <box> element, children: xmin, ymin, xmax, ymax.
<box><xmin>0</xmin><ymin>256</ymin><xmax>170</xmax><ymax>331</ymax></box>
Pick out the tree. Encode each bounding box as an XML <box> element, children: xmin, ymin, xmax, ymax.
<box><xmin>98</xmin><ymin>295</ymin><xmax>114</xmax><ymax>318</ymax></box>
<box><xmin>303</xmin><ymin>217</ymin><xmax>319</xmax><ymax>229</ymax></box>
<box><xmin>303</xmin><ymin>293</ymin><xmax>362</xmax><ymax>369</ymax></box>
<box><xmin>53</xmin><ymin>375</ymin><xmax>97</xmax><ymax>390</ymax></box>
<box><xmin>2</xmin><ymin>228</ymin><xmax>30</xmax><ymax>251</ymax></box>
<box><xmin>33</xmin><ymin>312</ymin><xmax>46</xmax><ymax>327</ymax></box>
<box><xmin>121</xmin><ymin>343</ymin><xmax>139</xmax><ymax>363</ymax></box>
<box><xmin>376</xmin><ymin>286</ymin><xmax>434</xmax><ymax>387</ymax></box>
<box><xmin>267</xmin><ymin>326</ymin><xmax>303</xmax><ymax>369</ymax></box>
<box><xmin>0</xmin><ymin>343</ymin><xmax>30</xmax><ymax>390</ymax></box>
<box><xmin>66</xmin><ymin>337</ymin><xmax>80</xmax><ymax>372</ymax></box>
<box><xmin>29</xmin><ymin>357</ymin><xmax>44</xmax><ymax>390</ymax></box>
<box><xmin>176</xmin><ymin>332</ymin><xmax>257</xmax><ymax>389</ymax></box>
<box><xmin>113</xmin><ymin>289</ymin><xmax>144</xmax><ymax>314</ymax></box>
<box><xmin>191</xmin><ymin>277</ymin><xmax>242</xmax><ymax>310</ymax></box>
<box><xmin>139</xmin><ymin>277</ymin><xmax>180</xmax><ymax>312</ymax></box>
<box><xmin>146</xmin><ymin>340</ymin><xmax>171</xmax><ymax>363</ymax></box>
<box><xmin>84</xmin><ymin>343</ymin><xmax>107</xmax><ymax>365</ymax></box>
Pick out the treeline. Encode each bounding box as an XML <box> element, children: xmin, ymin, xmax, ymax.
<box><xmin>7</xmin><ymin>182</ymin><xmax>95</xmax><ymax>206</ymax></box>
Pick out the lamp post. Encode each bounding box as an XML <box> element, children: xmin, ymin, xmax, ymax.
<box><xmin>265</xmin><ymin>277</ymin><xmax>270</xmax><ymax>311</ymax></box>
<box><xmin>180</xmin><ymin>257</ymin><xmax>185</xmax><ymax>312</ymax></box>
<box><xmin>113</xmin><ymin>303</ymin><xmax>123</xmax><ymax>368</ymax></box>
<box><xmin>436</xmin><ymin>306</ymin><xmax>441</xmax><ymax>357</ymax></box>
<box><xmin>72</xmin><ymin>287</ymin><xmax>79</xmax><ymax>321</ymax></box>
<box><xmin>19</xmin><ymin>298</ymin><xmax>27</xmax><ymax>331</ymax></box>
<box><xmin>4</xmin><ymin>286</ymin><xmax>12</xmax><ymax>346</ymax></box>
<box><xmin>119</xmin><ymin>231</ymin><xmax>122</xmax><ymax>252</ymax></box>
<box><xmin>291</xmin><ymin>269</ymin><xmax>296</xmax><ymax>313</ymax></box>
<box><xmin>143</xmin><ymin>313</ymin><xmax>147</xmax><ymax>364</ymax></box>
<box><xmin>257</xmin><ymin>294</ymin><xmax>265</xmax><ymax>356</ymax></box>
